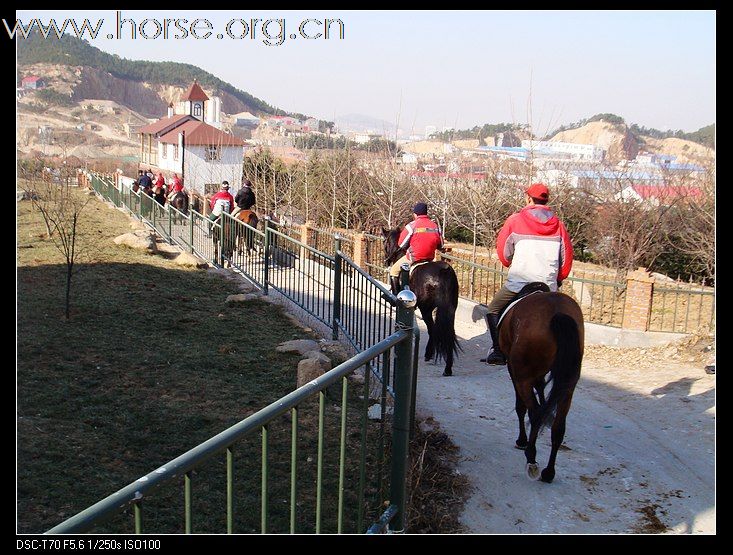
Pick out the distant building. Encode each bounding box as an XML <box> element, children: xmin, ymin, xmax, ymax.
<box><xmin>352</xmin><ymin>133</ymin><xmax>383</xmax><ymax>144</ymax></box>
<box><xmin>233</xmin><ymin>111</ymin><xmax>261</xmax><ymax>128</ymax></box>
<box><xmin>400</xmin><ymin>152</ymin><xmax>418</xmax><ymax>166</ymax></box>
<box><xmin>303</xmin><ymin>118</ymin><xmax>320</xmax><ymax>132</ymax></box>
<box><xmin>137</xmin><ymin>80</ymin><xmax>246</xmax><ymax>196</ymax></box>
<box><xmin>424</xmin><ymin>125</ymin><xmax>437</xmax><ymax>139</ymax></box>
<box><xmin>521</xmin><ymin>140</ymin><xmax>605</xmax><ymax>161</ymax></box>
<box><xmin>617</xmin><ymin>184</ymin><xmax>702</xmax><ymax>207</ymax></box>
<box><xmin>21</xmin><ymin>76</ymin><xmax>45</xmax><ymax>90</ymax></box>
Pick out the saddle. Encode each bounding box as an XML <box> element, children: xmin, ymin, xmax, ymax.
<box><xmin>408</xmin><ymin>260</ymin><xmax>431</xmax><ymax>276</ymax></box>
<box><xmin>497</xmin><ymin>282</ymin><xmax>551</xmax><ymax>328</ymax></box>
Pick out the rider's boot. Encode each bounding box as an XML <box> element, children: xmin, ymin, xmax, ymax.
<box><xmin>482</xmin><ymin>313</ymin><xmax>507</xmax><ymax>365</ymax></box>
<box><xmin>390</xmin><ymin>276</ymin><xmax>401</xmax><ymax>296</ymax></box>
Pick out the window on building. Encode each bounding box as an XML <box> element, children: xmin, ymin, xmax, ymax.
<box><xmin>173</xmin><ymin>144</ymin><xmax>179</xmax><ymax>160</ymax></box>
<box><xmin>205</xmin><ymin>145</ymin><xmax>221</xmax><ymax>161</ymax></box>
<box><xmin>161</xmin><ymin>144</ymin><xmax>166</xmax><ymax>159</ymax></box>
<box><xmin>205</xmin><ymin>183</ymin><xmax>220</xmax><ymax>195</ymax></box>
<box><xmin>194</xmin><ymin>103</ymin><xmax>202</xmax><ymax>118</ymax></box>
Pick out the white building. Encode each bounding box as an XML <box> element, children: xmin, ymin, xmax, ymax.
<box><xmin>521</xmin><ymin>140</ymin><xmax>605</xmax><ymax>161</ymax></box>
<box><xmin>424</xmin><ymin>125</ymin><xmax>437</xmax><ymax>139</ymax></box>
<box><xmin>138</xmin><ymin>81</ymin><xmax>246</xmax><ymax>196</ymax></box>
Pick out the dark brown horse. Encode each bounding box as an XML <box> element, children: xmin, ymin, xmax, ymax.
<box><xmin>383</xmin><ymin>228</ymin><xmax>460</xmax><ymax>376</ymax></box>
<box><xmin>169</xmin><ymin>191</ymin><xmax>189</xmax><ymax>215</ymax></box>
<box><xmin>233</xmin><ymin>209</ymin><xmax>260</xmax><ymax>256</ymax></box>
<box><xmin>498</xmin><ymin>290</ymin><xmax>584</xmax><ymax>483</ymax></box>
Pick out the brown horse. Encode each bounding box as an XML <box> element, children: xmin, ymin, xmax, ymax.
<box><xmin>233</xmin><ymin>209</ymin><xmax>259</xmax><ymax>255</ymax></box>
<box><xmin>498</xmin><ymin>289</ymin><xmax>584</xmax><ymax>483</ymax></box>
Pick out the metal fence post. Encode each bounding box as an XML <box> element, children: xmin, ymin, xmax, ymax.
<box><xmin>218</xmin><ymin>216</ymin><xmax>225</xmax><ymax>267</ymax></box>
<box><xmin>389</xmin><ymin>289</ymin><xmax>417</xmax><ymax>533</ymax></box>
<box><xmin>332</xmin><ymin>235</ymin><xmax>342</xmax><ymax>340</ymax></box>
<box><xmin>189</xmin><ymin>211</ymin><xmax>195</xmax><ymax>254</ymax></box>
<box><xmin>263</xmin><ymin>217</ymin><xmax>270</xmax><ymax>296</ymax></box>
<box><xmin>168</xmin><ymin>205</ymin><xmax>173</xmax><ymax>244</ymax></box>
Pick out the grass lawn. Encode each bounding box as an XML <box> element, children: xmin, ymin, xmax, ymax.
<box><xmin>17</xmin><ymin>190</ymin><xmax>390</xmax><ymax>534</ymax></box>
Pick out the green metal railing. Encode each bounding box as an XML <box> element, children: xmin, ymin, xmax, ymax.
<box><xmin>47</xmin><ymin>295</ymin><xmax>417</xmax><ymax>534</ymax></box>
<box><xmin>61</xmin><ymin>172</ymin><xmax>421</xmax><ymax>533</ymax></box>
<box><xmin>649</xmin><ymin>279</ymin><xmax>716</xmax><ymax>333</ymax></box>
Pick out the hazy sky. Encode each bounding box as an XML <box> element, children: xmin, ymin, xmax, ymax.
<box><xmin>15</xmin><ymin>10</ymin><xmax>716</xmax><ymax>134</ymax></box>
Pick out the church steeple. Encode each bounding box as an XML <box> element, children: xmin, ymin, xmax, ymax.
<box><xmin>181</xmin><ymin>79</ymin><xmax>209</xmax><ymax>121</ymax></box>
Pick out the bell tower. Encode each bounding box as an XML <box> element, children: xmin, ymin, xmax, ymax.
<box><xmin>181</xmin><ymin>79</ymin><xmax>209</xmax><ymax>121</ymax></box>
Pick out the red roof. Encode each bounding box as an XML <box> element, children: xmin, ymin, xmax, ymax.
<box><xmin>138</xmin><ymin>114</ymin><xmax>192</xmax><ymax>135</ymax></box>
<box><xmin>410</xmin><ymin>171</ymin><xmax>485</xmax><ymax>180</ymax></box>
<box><xmin>181</xmin><ymin>81</ymin><xmax>209</xmax><ymax>102</ymax></box>
<box><xmin>22</xmin><ymin>76</ymin><xmax>42</xmax><ymax>83</ymax></box>
<box><xmin>158</xmin><ymin>120</ymin><xmax>245</xmax><ymax>146</ymax></box>
<box><xmin>631</xmin><ymin>185</ymin><xmax>702</xmax><ymax>200</ymax></box>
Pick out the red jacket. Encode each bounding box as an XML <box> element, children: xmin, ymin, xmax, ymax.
<box><xmin>496</xmin><ymin>204</ymin><xmax>573</xmax><ymax>293</ymax></box>
<box><xmin>170</xmin><ymin>181</ymin><xmax>184</xmax><ymax>194</ymax></box>
<box><xmin>154</xmin><ymin>174</ymin><xmax>166</xmax><ymax>189</ymax></box>
<box><xmin>209</xmin><ymin>191</ymin><xmax>234</xmax><ymax>212</ymax></box>
<box><xmin>398</xmin><ymin>215</ymin><xmax>444</xmax><ymax>263</ymax></box>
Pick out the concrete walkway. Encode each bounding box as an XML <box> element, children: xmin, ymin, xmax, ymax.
<box><xmin>412</xmin><ymin>312</ymin><xmax>715</xmax><ymax>534</ymax></box>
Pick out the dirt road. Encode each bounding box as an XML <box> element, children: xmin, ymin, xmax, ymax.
<box><xmin>414</xmin><ymin>318</ymin><xmax>715</xmax><ymax>534</ymax></box>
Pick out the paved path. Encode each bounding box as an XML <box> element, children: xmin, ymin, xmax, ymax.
<box><xmin>413</xmin><ymin>315</ymin><xmax>715</xmax><ymax>534</ymax></box>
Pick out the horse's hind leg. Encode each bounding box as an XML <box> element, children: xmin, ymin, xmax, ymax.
<box><xmin>541</xmin><ymin>392</ymin><xmax>574</xmax><ymax>483</ymax></box>
<box><xmin>420</xmin><ymin>306</ymin><xmax>435</xmax><ymax>363</ymax></box>
<box><xmin>517</xmin><ymin>381</ymin><xmax>542</xmax><ymax>480</ymax></box>
<box><xmin>512</xmin><ymin>382</ymin><xmax>529</xmax><ymax>450</ymax></box>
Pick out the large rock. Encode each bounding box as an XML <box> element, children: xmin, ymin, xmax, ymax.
<box><xmin>113</xmin><ymin>231</ymin><xmax>157</xmax><ymax>253</ymax></box>
<box><xmin>276</xmin><ymin>339</ymin><xmax>320</xmax><ymax>355</ymax></box>
<box><xmin>296</xmin><ymin>354</ymin><xmax>332</xmax><ymax>388</ymax></box>
<box><xmin>175</xmin><ymin>252</ymin><xmax>207</xmax><ymax>268</ymax></box>
<box><xmin>319</xmin><ymin>340</ymin><xmax>350</xmax><ymax>362</ymax></box>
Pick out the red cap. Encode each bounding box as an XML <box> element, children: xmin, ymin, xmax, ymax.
<box><xmin>526</xmin><ymin>183</ymin><xmax>549</xmax><ymax>201</ymax></box>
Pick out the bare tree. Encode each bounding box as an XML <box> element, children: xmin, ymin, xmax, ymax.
<box><xmin>662</xmin><ymin>165</ymin><xmax>716</xmax><ymax>281</ymax></box>
<box><xmin>19</xmin><ymin>167</ymin><xmax>91</xmax><ymax>320</ymax></box>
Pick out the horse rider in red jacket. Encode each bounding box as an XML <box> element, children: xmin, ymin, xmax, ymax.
<box><xmin>208</xmin><ymin>181</ymin><xmax>235</xmax><ymax>221</ymax></box>
<box><xmin>166</xmin><ymin>173</ymin><xmax>184</xmax><ymax>202</ymax></box>
<box><xmin>483</xmin><ymin>183</ymin><xmax>574</xmax><ymax>365</ymax></box>
<box><xmin>388</xmin><ymin>202</ymin><xmax>444</xmax><ymax>294</ymax></box>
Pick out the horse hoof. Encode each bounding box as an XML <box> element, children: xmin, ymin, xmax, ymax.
<box><xmin>526</xmin><ymin>463</ymin><xmax>540</xmax><ymax>480</ymax></box>
<box><xmin>514</xmin><ymin>442</ymin><xmax>527</xmax><ymax>450</ymax></box>
<box><xmin>442</xmin><ymin>370</ymin><xmax>452</xmax><ymax>377</ymax></box>
<box><xmin>540</xmin><ymin>468</ymin><xmax>555</xmax><ymax>483</ymax></box>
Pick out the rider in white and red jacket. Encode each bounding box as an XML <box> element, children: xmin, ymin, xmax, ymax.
<box><xmin>484</xmin><ymin>183</ymin><xmax>574</xmax><ymax>365</ymax></box>
<box><xmin>208</xmin><ymin>181</ymin><xmax>235</xmax><ymax>220</ymax></box>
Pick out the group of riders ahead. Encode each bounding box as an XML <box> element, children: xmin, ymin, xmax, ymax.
<box><xmin>133</xmin><ymin>172</ymin><xmax>572</xmax><ymax>366</ymax></box>
<box><xmin>133</xmin><ymin>170</ymin><xmax>256</xmax><ymax>218</ymax></box>
<box><xmin>388</xmin><ymin>182</ymin><xmax>573</xmax><ymax>366</ymax></box>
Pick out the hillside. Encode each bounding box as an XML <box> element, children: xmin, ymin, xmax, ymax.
<box><xmin>549</xmin><ymin>121</ymin><xmax>715</xmax><ymax>164</ymax></box>
<box><xmin>550</xmin><ymin>121</ymin><xmax>640</xmax><ymax>161</ymax></box>
<box><xmin>17</xmin><ymin>30</ymin><xmax>304</xmax><ymax>120</ymax></box>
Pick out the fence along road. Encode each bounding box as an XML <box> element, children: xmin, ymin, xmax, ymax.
<box><xmin>47</xmin><ymin>173</ymin><xmax>422</xmax><ymax>534</ymax></box>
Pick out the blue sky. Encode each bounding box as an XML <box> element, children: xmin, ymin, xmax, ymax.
<box><xmin>14</xmin><ymin>10</ymin><xmax>715</xmax><ymax>134</ymax></box>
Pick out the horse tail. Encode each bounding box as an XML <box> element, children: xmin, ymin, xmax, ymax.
<box><xmin>432</xmin><ymin>265</ymin><xmax>462</xmax><ymax>362</ymax></box>
<box><xmin>536</xmin><ymin>313</ymin><xmax>582</xmax><ymax>430</ymax></box>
